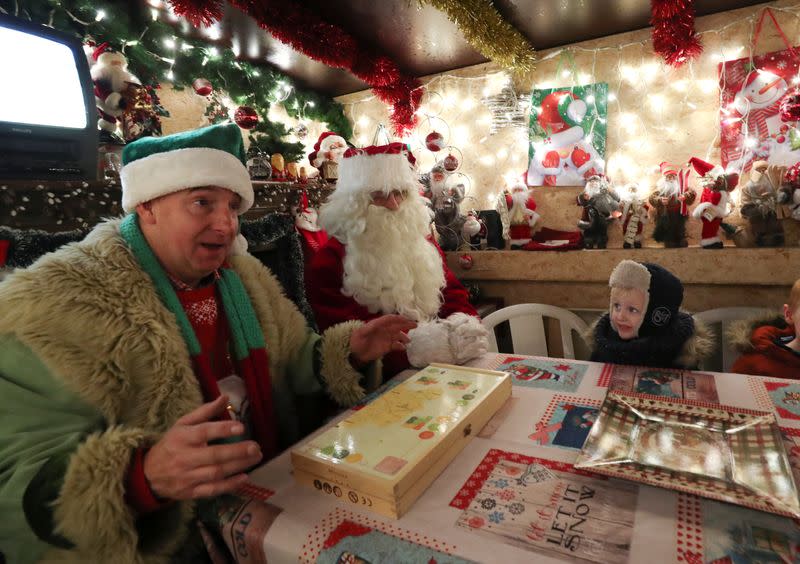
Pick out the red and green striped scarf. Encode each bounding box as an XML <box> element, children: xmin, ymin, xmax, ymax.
<box><xmin>120</xmin><ymin>214</ymin><xmax>277</xmax><ymax>457</ymax></box>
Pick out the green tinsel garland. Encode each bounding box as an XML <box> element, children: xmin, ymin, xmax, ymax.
<box><xmin>0</xmin><ymin>0</ymin><xmax>352</xmax><ymax>158</ymax></box>
<box><xmin>419</xmin><ymin>0</ymin><xmax>535</xmax><ymax>75</ymax></box>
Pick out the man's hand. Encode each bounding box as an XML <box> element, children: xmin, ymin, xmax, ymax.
<box><xmin>143</xmin><ymin>396</ymin><xmax>262</xmax><ymax>501</ymax></box>
<box><xmin>349</xmin><ymin>315</ymin><xmax>417</xmax><ymax>366</ymax></box>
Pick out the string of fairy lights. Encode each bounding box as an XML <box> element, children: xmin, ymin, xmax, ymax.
<box><xmin>342</xmin><ymin>2</ymin><xmax>800</xmax><ymax>209</ymax></box>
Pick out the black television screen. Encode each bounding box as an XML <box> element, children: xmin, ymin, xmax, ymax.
<box><xmin>0</xmin><ymin>14</ymin><xmax>98</xmax><ymax>180</ymax></box>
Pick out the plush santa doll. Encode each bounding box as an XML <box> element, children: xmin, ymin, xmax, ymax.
<box><xmin>505</xmin><ymin>181</ymin><xmax>540</xmax><ymax>247</ymax></box>
<box><xmin>620</xmin><ymin>183</ymin><xmax>650</xmax><ymax>249</ymax></box>
<box><xmin>90</xmin><ymin>43</ymin><xmax>138</xmax><ymax>140</ymax></box>
<box><xmin>309</xmin><ymin>131</ymin><xmax>347</xmax><ymax>181</ymax></box>
<box><xmin>690</xmin><ymin>157</ymin><xmax>740</xmax><ymax>249</ymax></box>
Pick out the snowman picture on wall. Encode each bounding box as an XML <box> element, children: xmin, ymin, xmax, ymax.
<box><xmin>527</xmin><ymin>91</ymin><xmax>604</xmax><ymax>186</ymax></box>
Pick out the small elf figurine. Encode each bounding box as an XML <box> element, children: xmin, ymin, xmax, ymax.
<box><xmin>690</xmin><ymin>157</ymin><xmax>740</xmax><ymax>249</ymax></box>
<box><xmin>620</xmin><ymin>183</ymin><xmax>650</xmax><ymax>249</ymax></box>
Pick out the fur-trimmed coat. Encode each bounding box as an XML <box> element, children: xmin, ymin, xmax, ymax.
<box><xmin>729</xmin><ymin>315</ymin><xmax>800</xmax><ymax>378</ymax></box>
<box><xmin>587</xmin><ymin>313</ymin><xmax>714</xmax><ymax>370</ymax></box>
<box><xmin>0</xmin><ymin>219</ymin><xmax>379</xmax><ymax>564</ymax></box>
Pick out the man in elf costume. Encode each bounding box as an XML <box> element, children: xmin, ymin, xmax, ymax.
<box><xmin>690</xmin><ymin>157</ymin><xmax>740</xmax><ymax>249</ymax></box>
<box><xmin>307</xmin><ymin>143</ymin><xmax>489</xmax><ymax>380</ymax></box>
<box><xmin>0</xmin><ymin>124</ymin><xmax>414</xmax><ymax>563</ymax></box>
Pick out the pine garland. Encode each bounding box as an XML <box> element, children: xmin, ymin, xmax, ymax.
<box><xmin>419</xmin><ymin>0</ymin><xmax>535</xmax><ymax>75</ymax></box>
<box><xmin>1</xmin><ymin>0</ymin><xmax>352</xmax><ymax>154</ymax></box>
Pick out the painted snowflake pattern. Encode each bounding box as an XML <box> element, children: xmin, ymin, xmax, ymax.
<box><xmin>492</xmin><ymin>479</ymin><xmax>509</xmax><ymax>489</ymax></box>
<box><xmin>498</xmin><ymin>489</ymin><xmax>515</xmax><ymax>501</ymax></box>
<box><xmin>480</xmin><ymin>498</ymin><xmax>496</xmax><ymax>510</ymax></box>
<box><xmin>185</xmin><ymin>297</ymin><xmax>218</xmax><ymax>326</ymax></box>
<box><xmin>488</xmin><ymin>511</ymin><xmax>505</xmax><ymax>524</ymax></box>
<box><xmin>467</xmin><ymin>516</ymin><xmax>485</xmax><ymax>529</ymax></box>
<box><xmin>508</xmin><ymin>502</ymin><xmax>525</xmax><ymax>515</ymax></box>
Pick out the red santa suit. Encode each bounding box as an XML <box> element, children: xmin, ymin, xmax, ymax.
<box><xmin>307</xmin><ymin>237</ymin><xmax>477</xmax><ymax>378</ymax></box>
<box><xmin>689</xmin><ymin>157</ymin><xmax>739</xmax><ymax>248</ymax></box>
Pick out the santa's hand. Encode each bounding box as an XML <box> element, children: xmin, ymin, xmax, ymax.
<box><xmin>443</xmin><ymin>313</ymin><xmax>490</xmax><ymax>364</ymax></box>
<box><xmin>350</xmin><ymin>315</ymin><xmax>417</xmax><ymax>365</ymax></box>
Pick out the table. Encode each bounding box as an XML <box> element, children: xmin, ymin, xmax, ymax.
<box><xmin>233</xmin><ymin>354</ymin><xmax>800</xmax><ymax>563</ymax></box>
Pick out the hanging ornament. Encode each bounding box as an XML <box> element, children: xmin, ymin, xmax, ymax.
<box><xmin>780</xmin><ymin>88</ymin><xmax>800</xmax><ymax>122</ymax></box>
<box><xmin>785</xmin><ymin>161</ymin><xmax>800</xmax><ymax>187</ymax></box>
<box><xmin>293</xmin><ymin>123</ymin><xmax>309</xmax><ymax>139</ymax></box>
<box><xmin>192</xmin><ymin>77</ymin><xmax>213</xmax><ymax>96</ymax></box>
<box><xmin>234</xmin><ymin>106</ymin><xmax>259</xmax><ymax>129</ymax></box>
<box><xmin>650</xmin><ymin>0</ymin><xmax>703</xmax><ymax>67</ymax></box>
<box><xmin>458</xmin><ymin>253</ymin><xmax>474</xmax><ymax>270</ymax></box>
<box><xmin>425</xmin><ymin>130</ymin><xmax>445</xmax><ymax>152</ymax></box>
<box><xmin>443</xmin><ymin>152</ymin><xmax>459</xmax><ymax>172</ymax></box>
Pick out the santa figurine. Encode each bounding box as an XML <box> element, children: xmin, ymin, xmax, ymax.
<box><xmin>690</xmin><ymin>157</ymin><xmax>740</xmax><ymax>249</ymax></box>
<box><xmin>779</xmin><ymin>162</ymin><xmax>800</xmax><ymax>224</ymax></box>
<box><xmin>620</xmin><ymin>183</ymin><xmax>650</xmax><ymax>249</ymax></box>
<box><xmin>526</xmin><ymin>91</ymin><xmax>603</xmax><ymax>186</ymax></box>
<box><xmin>294</xmin><ymin>190</ymin><xmax>328</xmax><ymax>265</ymax></box>
<box><xmin>740</xmin><ymin>160</ymin><xmax>784</xmax><ymax>246</ymax></box>
<box><xmin>577</xmin><ymin>174</ymin><xmax>620</xmax><ymax>249</ymax></box>
<box><xmin>505</xmin><ymin>181</ymin><xmax>540</xmax><ymax>248</ymax></box>
<box><xmin>462</xmin><ymin>210</ymin><xmax>486</xmax><ymax>250</ymax></box>
<box><xmin>308</xmin><ymin>131</ymin><xmax>347</xmax><ymax>182</ymax></box>
<box><xmin>649</xmin><ymin>162</ymin><xmax>696</xmax><ymax>248</ymax></box>
<box><xmin>90</xmin><ymin>43</ymin><xmax>138</xmax><ymax>143</ymax></box>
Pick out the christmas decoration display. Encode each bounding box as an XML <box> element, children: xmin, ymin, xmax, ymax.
<box><xmin>416</xmin><ymin>0</ymin><xmax>535</xmax><ymax>75</ymax></box>
<box><xmin>286</xmin><ymin>162</ymin><xmax>299</xmax><ymax>181</ymax></box>
<box><xmin>461</xmin><ymin>211</ymin><xmax>485</xmax><ymax>251</ymax></box>
<box><xmin>740</xmin><ymin>160</ymin><xmax>784</xmax><ymax>246</ymax></box>
<box><xmin>528</xmin><ymin>84</ymin><xmax>607</xmax><ymax>186</ymax></box>
<box><xmin>294</xmin><ymin>191</ymin><xmax>328</xmax><ymax>264</ymax></box>
<box><xmin>309</xmin><ymin>132</ymin><xmax>348</xmax><ymax>182</ymax></box>
<box><xmin>168</xmin><ymin>0</ymin><xmax>422</xmax><ymax>134</ymax></box>
<box><xmin>690</xmin><ymin>157</ymin><xmax>740</xmax><ymax>249</ymax></box>
<box><xmin>271</xmin><ymin>154</ymin><xmax>286</xmax><ymax>181</ymax></box>
<box><xmin>299</xmin><ymin>167</ymin><xmax>309</xmax><ymax>183</ymax></box>
<box><xmin>121</xmin><ymin>84</ymin><xmax>168</xmax><ymax>143</ymax></box>
<box><xmin>719</xmin><ymin>9</ymin><xmax>800</xmax><ymax>172</ymax></box>
<box><xmin>505</xmin><ymin>181</ymin><xmax>540</xmax><ymax>248</ymax></box>
<box><xmin>15</xmin><ymin>0</ymin><xmax>352</xmax><ymax>159</ymax></box>
<box><xmin>425</xmin><ymin>131</ymin><xmax>446</xmax><ymax>152</ymax></box>
<box><xmin>620</xmin><ymin>183</ymin><xmax>650</xmax><ymax>249</ymax></box>
<box><xmin>425</xmin><ymin>164</ymin><xmax>467</xmax><ymax>251</ymax></box>
<box><xmin>650</xmin><ymin>0</ymin><xmax>703</xmax><ymax>67</ymax></box>
<box><xmin>649</xmin><ymin>162</ymin><xmax>696</xmax><ymax>248</ymax></box>
<box><xmin>90</xmin><ymin>44</ymin><xmax>139</xmax><ymax>142</ymax></box>
<box><xmin>779</xmin><ymin>163</ymin><xmax>800</xmax><ymax>222</ymax></box>
<box><xmin>247</xmin><ymin>120</ymin><xmax>305</xmax><ymax>164</ymax></box>
<box><xmin>192</xmin><ymin>77</ymin><xmax>213</xmax><ymax>96</ymax></box>
<box><xmin>780</xmin><ymin>88</ymin><xmax>800</xmax><ymax>123</ymax></box>
<box><xmin>234</xmin><ymin>106</ymin><xmax>259</xmax><ymax>129</ymax></box>
<box><xmin>246</xmin><ymin>151</ymin><xmax>272</xmax><ymax>180</ymax></box>
<box><xmin>292</xmin><ymin>123</ymin><xmax>309</xmax><ymax>140</ymax></box>
<box><xmin>482</xmin><ymin>82</ymin><xmax>529</xmax><ymax>135</ymax></box>
<box><xmin>576</xmin><ymin>174</ymin><xmax>620</xmax><ymax>249</ymax></box>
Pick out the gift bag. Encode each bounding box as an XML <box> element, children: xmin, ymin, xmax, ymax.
<box><xmin>719</xmin><ymin>8</ymin><xmax>800</xmax><ymax>173</ymax></box>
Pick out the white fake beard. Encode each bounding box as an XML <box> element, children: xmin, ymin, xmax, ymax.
<box><xmin>657</xmin><ymin>178</ymin><xmax>680</xmax><ymax>198</ymax></box>
<box><xmin>327</xmin><ymin>144</ymin><xmax>346</xmax><ymax>162</ymax></box>
<box><xmin>430</xmin><ymin>179</ymin><xmax>448</xmax><ymax>201</ymax></box>
<box><xmin>584</xmin><ymin>182</ymin><xmax>602</xmax><ymax>198</ymax></box>
<box><xmin>340</xmin><ymin>198</ymin><xmax>445</xmax><ymax>321</ymax></box>
<box><xmin>509</xmin><ymin>189</ymin><xmax>529</xmax><ymax>223</ymax></box>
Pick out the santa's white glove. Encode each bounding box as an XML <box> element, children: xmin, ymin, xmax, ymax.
<box><xmin>444</xmin><ymin>313</ymin><xmax>490</xmax><ymax>364</ymax></box>
<box><xmin>405</xmin><ymin>313</ymin><xmax>489</xmax><ymax>367</ymax></box>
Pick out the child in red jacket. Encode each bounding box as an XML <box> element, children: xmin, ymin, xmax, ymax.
<box><xmin>730</xmin><ymin>279</ymin><xmax>800</xmax><ymax>378</ymax></box>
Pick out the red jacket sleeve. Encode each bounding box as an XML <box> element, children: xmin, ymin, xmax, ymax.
<box><xmin>125</xmin><ymin>448</ymin><xmax>170</xmax><ymax>515</ymax></box>
<box><xmin>432</xmin><ymin>240</ymin><xmax>478</xmax><ymax>319</ymax></box>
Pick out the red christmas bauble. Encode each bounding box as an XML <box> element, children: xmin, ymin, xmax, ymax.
<box><xmin>192</xmin><ymin>78</ymin><xmax>213</xmax><ymax>96</ymax></box>
<box><xmin>425</xmin><ymin>131</ymin><xmax>445</xmax><ymax>152</ymax></box>
<box><xmin>443</xmin><ymin>153</ymin><xmax>459</xmax><ymax>171</ymax></box>
<box><xmin>234</xmin><ymin>106</ymin><xmax>259</xmax><ymax>129</ymax></box>
<box><xmin>458</xmin><ymin>253</ymin><xmax>474</xmax><ymax>270</ymax></box>
<box><xmin>780</xmin><ymin>89</ymin><xmax>800</xmax><ymax>122</ymax></box>
<box><xmin>785</xmin><ymin>162</ymin><xmax>800</xmax><ymax>187</ymax></box>
<box><xmin>777</xmin><ymin>135</ymin><xmax>786</xmax><ymax>143</ymax></box>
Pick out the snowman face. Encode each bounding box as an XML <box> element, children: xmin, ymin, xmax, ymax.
<box><xmin>742</xmin><ymin>71</ymin><xmax>788</xmax><ymax>109</ymax></box>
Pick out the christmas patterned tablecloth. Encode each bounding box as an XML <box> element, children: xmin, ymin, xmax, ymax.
<box><xmin>229</xmin><ymin>354</ymin><xmax>800</xmax><ymax>564</ymax></box>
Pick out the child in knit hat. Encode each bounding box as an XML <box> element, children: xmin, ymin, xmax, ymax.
<box><xmin>729</xmin><ymin>279</ymin><xmax>800</xmax><ymax>377</ymax></box>
<box><xmin>589</xmin><ymin>260</ymin><xmax>714</xmax><ymax>369</ymax></box>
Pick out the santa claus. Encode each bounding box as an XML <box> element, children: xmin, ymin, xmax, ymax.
<box><xmin>306</xmin><ymin>143</ymin><xmax>488</xmax><ymax>380</ymax></box>
<box><xmin>620</xmin><ymin>183</ymin><xmax>650</xmax><ymax>249</ymax></box>
<box><xmin>505</xmin><ymin>181</ymin><xmax>540</xmax><ymax>247</ymax></box>
<box><xmin>90</xmin><ymin>43</ymin><xmax>138</xmax><ymax>140</ymax></box>
<box><xmin>576</xmin><ymin>174</ymin><xmax>620</xmax><ymax>249</ymax></box>
<box><xmin>294</xmin><ymin>190</ymin><xmax>329</xmax><ymax>265</ymax></box>
<box><xmin>526</xmin><ymin>91</ymin><xmax>603</xmax><ymax>186</ymax></box>
<box><xmin>309</xmin><ymin>131</ymin><xmax>347</xmax><ymax>181</ymax></box>
<box><xmin>690</xmin><ymin>157</ymin><xmax>740</xmax><ymax>249</ymax></box>
<box><xmin>649</xmin><ymin>162</ymin><xmax>696</xmax><ymax>248</ymax></box>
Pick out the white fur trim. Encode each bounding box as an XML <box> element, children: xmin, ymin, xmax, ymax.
<box><xmin>701</xmin><ymin>236</ymin><xmax>722</xmax><ymax>246</ymax></box>
<box><xmin>444</xmin><ymin>313</ymin><xmax>489</xmax><ymax>364</ymax></box>
<box><xmin>337</xmin><ymin>152</ymin><xmax>419</xmax><ymax>196</ymax></box>
<box><xmin>121</xmin><ymin>147</ymin><xmax>253</xmax><ymax>213</ymax></box>
<box><xmin>693</xmin><ymin>201</ymin><xmax>713</xmax><ymax>218</ymax></box>
<box><xmin>406</xmin><ymin>320</ymin><xmax>455</xmax><ymax>367</ymax></box>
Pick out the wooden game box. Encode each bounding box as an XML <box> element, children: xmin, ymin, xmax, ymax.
<box><xmin>290</xmin><ymin>363</ymin><xmax>511</xmax><ymax>518</ymax></box>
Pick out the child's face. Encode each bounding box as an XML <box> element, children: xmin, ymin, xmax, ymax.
<box><xmin>610</xmin><ymin>287</ymin><xmax>647</xmax><ymax>340</ymax></box>
<box><xmin>784</xmin><ymin>303</ymin><xmax>800</xmax><ymax>336</ymax></box>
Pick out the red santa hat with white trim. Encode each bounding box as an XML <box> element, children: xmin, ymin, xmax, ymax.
<box><xmin>309</xmin><ymin>131</ymin><xmax>346</xmax><ymax>168</ymax></box>
<box><xmin>689</xmin><ymin>157</ymin><xmax>739</xmax><ymax>190</ymax></box>
<box><xmin>335</xmin><ymin>143</ymin><xmax>418</xmax><ymax>196</ymax></box>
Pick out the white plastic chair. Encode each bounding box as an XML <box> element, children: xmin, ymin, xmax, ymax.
<box><xmin>693</xmin><ymin>307</ymin><xmax>775</xmax><ymax>372</ymax></box>
<box><xmin>482</xmin><ymin>303</ymin><xmax>589</xmax><ymax>359</ymax></box>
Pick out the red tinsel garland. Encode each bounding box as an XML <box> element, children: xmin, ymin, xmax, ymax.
<box><xmin>169</xmin><ymin>0</ymin><xmax>422</xmax><ymax>135</ymax></box>
<box><xmin>651</xmin><ymin>0</ymin><xmax>703</xmax><ymax>67</ymax></box>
